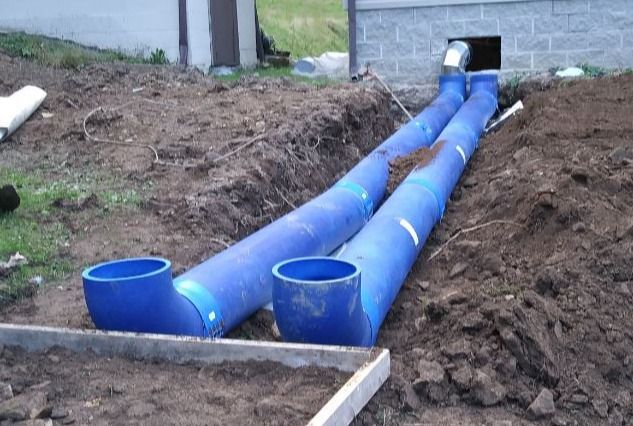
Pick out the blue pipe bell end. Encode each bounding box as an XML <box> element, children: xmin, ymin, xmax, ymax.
<box><xmin>272</xmin><ymin>257</ymin><xmax>372</xmax><ymax>347</ymax></box>
<box><xmin>82</xmin><ymin>257</ymin><xmax>205</xmax><ymax>336</ymax></box>
<box><xmin>470</xmin><ymin>73</ymin><xmax>499</xmax><ymax>98</ymax></box>
<box><xmin>439</xmin><ymin>74</ymin><xmax>467</xmax><ymax>100</ymax></box>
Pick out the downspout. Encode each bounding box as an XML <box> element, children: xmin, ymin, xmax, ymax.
<box><xmin>83</xmin><ymin>75</ymin><xmax>467</xmax><ymax>338</ymax></box>
<box><xmin>272</xmin><ymin>74</ymin><xmax>499</xmax><ymax>347</ymax></box>
<box><xmin>178</xmin><ymin>0</ymin><xmax>189</xmax><ymax>65</ymax></box>
<box><xmin>348</xmin><ymin>0</ymin><xmax>358</xmax><ymax>78</ymax></box>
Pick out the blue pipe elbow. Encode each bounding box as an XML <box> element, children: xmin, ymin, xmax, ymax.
<box><xmin>83</xmin><ymin>75</ymin><xmax>467</xmax><ymax>339</ymax></box>
<box><xmin>82</xmin><ymin>258</ymin><xmax>206</xmax><ymax>336</ymax></box>
<box><xmin>273</xmin><ymin>73</ymin><xmax>499</xmax><ymax>347</ymax></box>
<box><xmin>272</xmin><ymin>257</ymin><xmax>371</xmax><ymax>346</ymax></box>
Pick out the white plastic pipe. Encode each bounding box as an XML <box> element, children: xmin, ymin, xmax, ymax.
<box><xmin>0</xmin><ymin>86</ymin><xmax>47</xmax><ymax>142</ymax></box>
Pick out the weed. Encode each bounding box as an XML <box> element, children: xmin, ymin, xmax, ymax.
<box><xmin>0</xmin><ymin>167</ymin><xmax>143</xmax><ymax>306</ymax></box>
<box><xmin>149</xmin><ymin>48</ymin><xmax>169</xmax><ymax>65</ymax></box>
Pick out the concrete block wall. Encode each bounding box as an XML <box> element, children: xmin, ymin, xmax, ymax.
<box><xmin>355</xmin><ymin>0</ymin><xmax>633</xmax><ymax>81</ymax></box>
<box><xmin>0</xmin><ymin>0</ymin><xmax>213</xmax><ymax>70</ymax></box>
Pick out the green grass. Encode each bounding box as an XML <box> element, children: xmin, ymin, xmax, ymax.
<box><xmin>0</xmin><ymin>32</ymin><xmax>149</xmax><ymax>68</ymax></box>
<box><xmin>213</xmin><ymin>65</ymin><xmax>339</xmax><ymax>86</ymax></box>
<box><xmin>257</xmin><ymin>0</ymin><xmax>348</xmax><ymax>58</ymax></box>
<box><xmin>0</xmin><ymin>167</ymin><xmax>142</xmax><ymax>305</ymax></box>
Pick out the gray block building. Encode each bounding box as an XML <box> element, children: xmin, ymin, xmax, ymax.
<box><xmin>346</xmin><ymin>0</ymin><xmax>633</xmax><ymax>81</ymax></box>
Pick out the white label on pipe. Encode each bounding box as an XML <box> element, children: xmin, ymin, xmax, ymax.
<box><xmin>456</xmin><ymin>145</ymin><xmax>466</xmax><ymax>165</ymax></box>
<box><xmin>399</xmin><ymin>219</ymin><xmax>419</xmax><ymax>246</ymax></box>
<box><xmin>208</xmin><ymin>311</ymin><xmax>216</xmax><ymax>322</ymax></box>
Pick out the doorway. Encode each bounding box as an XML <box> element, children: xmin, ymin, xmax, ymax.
<box><xmin>210</xmin><ymin>0</ymin><xmax>240</xmax><ymax>66</ymax></box>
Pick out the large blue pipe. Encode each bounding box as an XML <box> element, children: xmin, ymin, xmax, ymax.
<box><xmin>272</xmin><ymin>74</ymin><xmax>498</xmax><ymax>347</ymax></box>
<box><xmin>82</xmin><ymin>75</ymin><xmax>467</xmax><ymax>338</ymax></box>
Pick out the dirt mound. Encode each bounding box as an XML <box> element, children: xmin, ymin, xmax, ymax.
<box><xmin>355</xmin><ymin>75</ymin><xmax>633</xmax><ymax>425</ymax></box>
<box><xmin>387</xmin><ymin>141</ymin><xmax>445</xmax><ymax>194</ymax></box>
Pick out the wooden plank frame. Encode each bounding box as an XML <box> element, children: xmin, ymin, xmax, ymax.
<box><xmin>0</xmin><ymin>323</ymin><xmax>390</xmax><ymax>426</ymax></box>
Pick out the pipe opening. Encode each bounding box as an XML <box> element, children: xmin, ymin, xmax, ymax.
<box><xmin>273</xmin><ymin>258</ymin><xmax>359</xmax><ymax>284</ymax></box>
<box><xmin>84</xmin><ymin>258</ymin><xmax>170</xmax><ymax>282</ymax></box>
<box><xmin>449</xmin><ymin>37</ymin><xmax>501</xmax><ymax>72</ymax></box>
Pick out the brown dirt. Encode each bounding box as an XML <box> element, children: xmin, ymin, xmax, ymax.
<box><xmin>387</xmin><ymin>141</ymin><xmax>445</xmax><ymax>194</ymax></box>
<box><xmin>354</xmin><ymin>75</ymin><xmax>633</xmax><ymax>425</ymax></box>
<box><xmin>0</xmin><ymin>344</ymin><xmax>349</xmax><ymax>425</ymax></box>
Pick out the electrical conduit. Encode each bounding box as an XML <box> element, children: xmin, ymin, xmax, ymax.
<box><xmin>272</xmin><ymin>74</ymin><xmax>499</xmax><ymax>347</ymax></box>
<box><xmin>82</xmin><ymin>75</ymin><xmax>467</xmax><ymax>338</ymax></box>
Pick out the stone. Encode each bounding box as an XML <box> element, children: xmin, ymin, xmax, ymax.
<box><xmin>553</xmin><ymin>320</ymin><xmax>563</xmax><ymax>340</ymax></box>
<box><xmin>0</xmin><ymin>185</ymin><xmax>20</xmax><ymax>213</ymax></box>
<box><xmin>450</xmin><ymin>366</ymin><xmax>473</xmax><ymax>392</ymax></box>
<box><xmin>425</xmin><ymin>301</ymin><xmax>449</xmax><ymax>322</ymax></box>
<box><xmin>442</xmin><ymin>338</ymin><xmax>471</xmax><ymax>360</ymax></box>
<box><xmin>552</xmin><ymin>416</ymin><xmax>568</xmax><ymax>426</ymax></box>
<box><xmin>0</xmin><ymin>391</ymin><xmax>49</xmax><ymax>421</ymax></box>
<box><xmin>471</xmin><ymin>370</ymin><xmax>506</xmax><ymax>406</ymax></box>
<box><xmin>592</xmin><ymin>399</ymin><xmax>609</xmax><ymax>418</ymax></box>
<box><xmin>400</xmin><ymin>383</ymin><xmax>420</xmax><ymax>412</ymax></box>
<box><xmin>572</xmin><ymin>222</ymin><xmax>586</xmax><ymax>233</ymax></box>
<box><xmin>608</xmin><ymin>147</ymin><xmax>631</xmax><ymax>166</ymax></box>
<box><xmin>497</xmin><ymin>356</ymin><xmax>517</xmax><ymax>376</ymax></box>
<box><xmin>570</xmin><ymin>393</ymin><xmax>589</xmax><ymax>405</ymax></box>
<box><xmin>47</xmin><ymin>355</ymin><xmax>60</xmax><ymax>364</ymax></box>
<box><xmin>50</xmin><ymin>406</ymin><xmax>68</xmax><ymax>420</ymax></box>
<box><xmin>449</xmin><ymin>262</ymin><xmax>468</xmax><ymax>279</ymax></box>
<box><xmin>417</xmin><ymin>280</ymin><xmax>430</xmax><ymax>291</ymax></box>
<box><xmin>413</xmin><ymin>360</ymin><xmax>448</xmax><ymax>402</ymax></box>
<box><xmin>527</xmin><ymin>388</ymin><xmax>556</xmax><ymax>419</ymax></box>
<box><xmin>619</xmin><ymin>283</ymin><xmax>630</xmax><ymax>295</ymax></box>
<box><xmin>0</xmin><ymin>384</ymin><xmax>12</xmax><ymax>402</ymax></box>
<box><xmin>461</xmin><ymin>312</ymin><xmax>487</xmax><ymax>333</ymax></box>
<box><xmin>463</xmin><ymin>177</ymin><xmax>478</xmax><ymax>188</ymax></box>
<box><xmin>446</xmin><ymin>292</ymin><xmax>469</xmax><ymax>305</ymax></box>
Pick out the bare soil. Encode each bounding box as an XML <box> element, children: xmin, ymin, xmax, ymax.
<box><xmin>0</xmin><ymin>344</ymin><xmax>349</xmax><ymax>425</ymax></box>
<box><xmin>357</xmin><ymin>75</ymin><xmax>633</xmax><ymax>425</ymax></box>
<box><xmin>2</xmin><ymin>49</ymin><xmax>633</xmax><ymax>426</ymax></box>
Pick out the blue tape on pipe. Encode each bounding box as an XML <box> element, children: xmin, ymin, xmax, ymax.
<box><xmin>334</xmin><ymin>180</ymin><xmax>374</xmax><ymax>221</ymax></box>
<box><xmin>175</xmin><ymin>279</ymin><xmax>224</xmax><ymax>338</ymax></box>
<box><xmin>405</xmin><ymin>178</ymin><xmax>445</xmax><ymax>219</ymax></box>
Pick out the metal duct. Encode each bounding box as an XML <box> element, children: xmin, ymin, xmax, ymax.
<box><xmin>441</xmin><ymin>40</ymin><xmax>472</xmax><ymax>74</ymax></box>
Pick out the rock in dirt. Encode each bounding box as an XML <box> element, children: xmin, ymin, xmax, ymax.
<box><xmin>450</xmin><ymin>366</ymin><xmax>473</xmax><ymax>392</ymax></box>
<box><xmin>449</xmin><ymin>262</ymin><xmax>469</xmax><ymax>279</ymax></box>
<box><xmin>0</xmin><ymin>391</ymin><xmax>50</xmax><ymax>421</ymax></box>
<box><xmin>50</xmin><ymin>406</ymin><xmax>67</xmax><ymax>420</ymax></box>
<box><xmin>0</xmin><ymin>383</ymin><xmax>12</xmax><ymax>402</ymax></box>
<box><xmin>569</xmin><ymin>393</ymin><xmax>589</xmax><ymax>405</ymax></box>
<box><xmin>471</xmin><ymin>370</ymin><xmax>507</xmax><ymax>406</ymax></box>
<box><xmin>417</xmin><ymin>280</ymin><xmax>430</xmax><ymax>291</ymax></box>
<box><xmin>425</xmin><ymin>301</ymin><xmax>449</xmax><ymax>322</ymax></box>
<box><xmin>0</xmin><ymin>185</ymin><xmax>20</xmax><ymax>213</ymax></box>
<box><xmin>412</xmin><ymin>360</ymin><xmax>448</xmax><ymax>402</ymax></box>
<box><xmin>461</xmin><ymin>312</ymin><xmax>488</xmax><ymax>333</ymax></box>
<box><xmin>591</xmin><ymin>399</ymin><xmax>609</xmax><ymax>418</ymax></box>
<box><xmin>571</xmin><ymin>222</ymin><xmax>586</xmax><ymax>233</ymax></box>
<box><xmin>399</xmin><ymin>382</ymin><xmax>421</xmax><ymax>412</ymax></box>
<box><xmin>496</xmin><ymin>305</ymin><xmax>559</xmax><ymax>386</ymax></box>
<box><xmin>527</xmin><ymin>388</ymin><xmax>555</xmax><ymax>419</ymax></box>
<box><xmin>441</xmin><ymin>338</ymin><xmax>472</xmax><ymax>360</ymax></box>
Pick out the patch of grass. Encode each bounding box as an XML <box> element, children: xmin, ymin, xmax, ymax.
<box><xmin>0</xmin><ymin>167</ymin><xmax>142</xmax><ymax>305</ymax></box>
<box><xmin>213</xmin><ymin>65</ymin><xmax>340</xmax><ymax>86</ymax></box>
<box><xmin>149</xmin><ymin>48</ymin><xmax>169</xmax><ymax>65</ymax></box>
<box><xmin>578</xmin><ymin>63</ymin><xmax>633</xmax><ymax>78</ymax></box>
<box><xmin>257</xmin><ymin>0</ymin><xmax>348</xmax><ymax>58</ymax></box>
<box><xmin>0</xmin><ymin>32</ymin><xmax>147</xmax><ymax>68</ymax></box>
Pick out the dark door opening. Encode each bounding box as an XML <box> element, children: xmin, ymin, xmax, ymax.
<box><xmin>210</xmin><ymin>0</ymin><xmax>240</xmax><ymax>66</ymax></box>
<box><xmin>449</xmin><ymin>37</ymin><xmax>501</xmax><ymax>71</ymax></box>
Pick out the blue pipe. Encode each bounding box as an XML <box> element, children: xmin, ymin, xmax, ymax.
<box><xmin>82</xmin><ymin>75</ymin><xmax>466</xmax><ymax>338</ymax></box>
<box><xmin>272</xmin><ymin>74</ymin><xmax>499</xmax><ymax>347</ymax></box>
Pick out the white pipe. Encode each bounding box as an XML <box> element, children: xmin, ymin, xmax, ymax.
<box><xmin>0</xmin><ymin>86</ymin><xmax>47</xmax><ymax>142</ymax></box>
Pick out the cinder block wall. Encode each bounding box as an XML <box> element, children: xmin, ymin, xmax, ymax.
<box><xmin>356</xmin><ymin>0</ymin><xmax>633</xmax><ymax>82</ymax></box>
<box><xmin>0</xmin><ymin>0</ymin><xmax>213</xmax><ymax>70</ymax></box>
